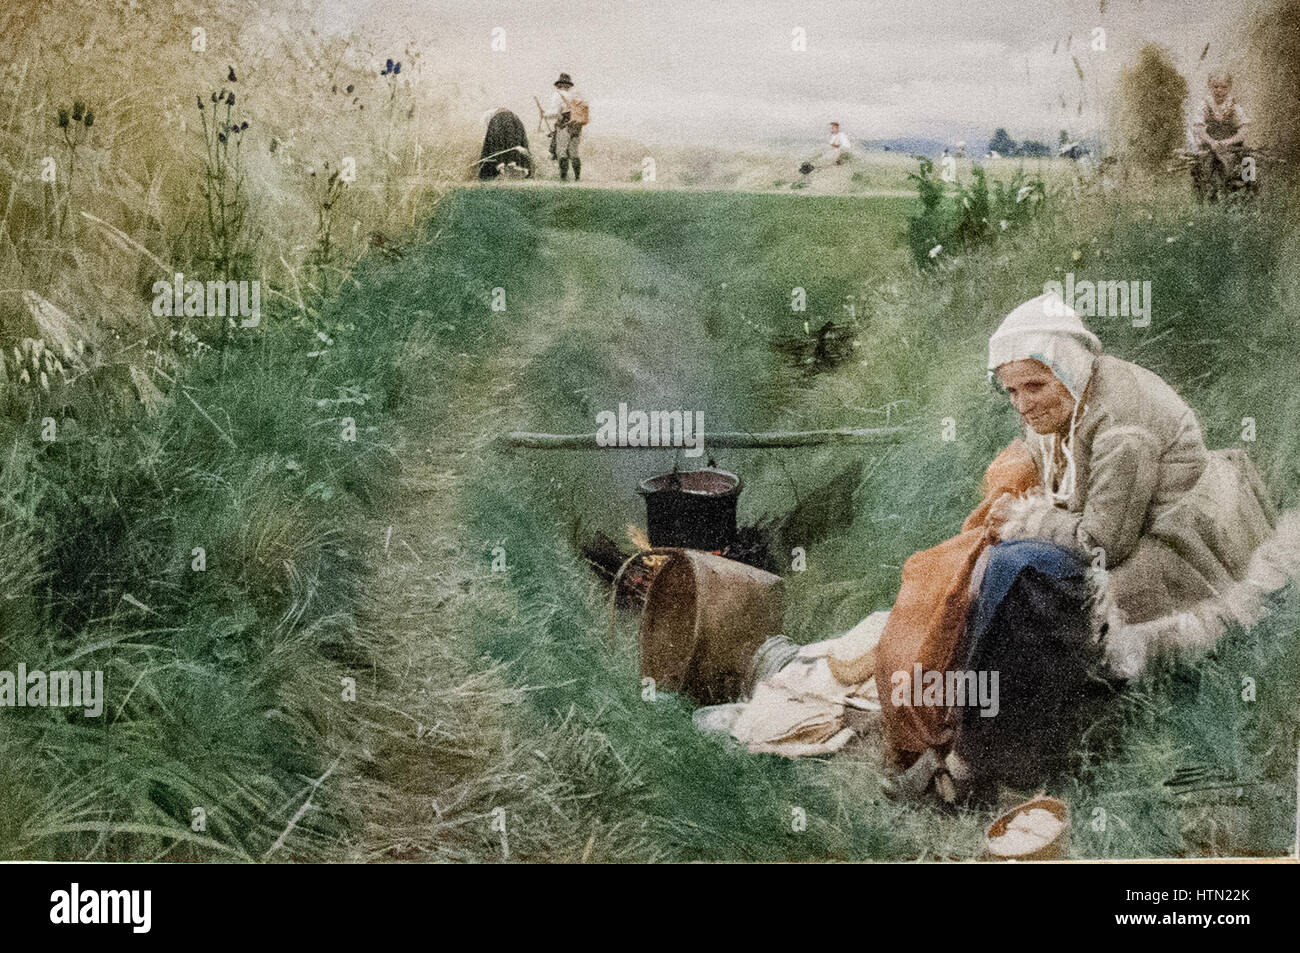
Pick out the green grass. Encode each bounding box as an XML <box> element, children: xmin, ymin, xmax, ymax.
<box><xmin>3</xmin><ymin>179</ymin><xmax>1297</xmax><ymax>861</ymax></box>
<box><xmin>404</xmin><ymin>184</ymin><xmax>1300</xmax><ymax>860</ymax></box>
<box><xmin>0</xmin><ymin>197</ymin><xmax>462</xmax><ymax>859</ymax></box>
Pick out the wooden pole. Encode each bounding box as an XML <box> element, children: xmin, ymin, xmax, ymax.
<box><xmin>500</xmin><ymin>426</ymin><xmax>910</xmax><ymax>450</ymax></box>
<box><xmin>534</xmin><ymin>96</ymin><xmax>552</xmax><ymax>134</ymax></box>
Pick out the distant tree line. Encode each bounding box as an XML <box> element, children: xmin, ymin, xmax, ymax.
<box><xmin>987</xmin><ymin>127</ymin><xmax>1056</xmax><ymax>157</ymax></box>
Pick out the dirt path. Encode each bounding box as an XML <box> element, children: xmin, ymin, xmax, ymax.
<box><xmin>339</xmin><ymin>192</ymin><xmax>841</xmax><ymax>858</ymax></box>
<box><xmin>339</xmin><ymin>218</ymin><xmax>725</xmax><ymax>859</ymax></box>
<box><xmin>335</xmin><ymin>187</ymin><xmax>991</xmax><ymax>862</ymax></box>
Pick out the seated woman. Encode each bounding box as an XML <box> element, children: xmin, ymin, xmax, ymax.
<box><xmin>1192</xmin><ymin>70</ymin><xmax>1251</xmax><ymax>196</ymax></box>
<box><xmin>882</xmin><ymin>292</ymin><xmax>1296</xmax><ymax>803</ymax></box>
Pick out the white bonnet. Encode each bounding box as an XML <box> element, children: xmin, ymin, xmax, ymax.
<box><xmin>987</xmin><ymin>291</ymin><xmax>1102</xmax><ymax>400</ymax></box>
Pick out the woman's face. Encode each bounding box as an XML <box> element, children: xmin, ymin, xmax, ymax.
<box><xmin>1210</xmin><ymin>79</ymin><xmax>1231</xmax><ymax>104</ymax></box>
<box><xmin>997</xmin><ymin>359</ymin><xmax>1076</xmax><ymax>435</ymax></box>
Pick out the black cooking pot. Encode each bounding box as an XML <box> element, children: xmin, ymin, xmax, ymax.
<box><xmin>636</xmin><ymin>467</ymin><xmax>742</xmax><ymax>551</ymax></box>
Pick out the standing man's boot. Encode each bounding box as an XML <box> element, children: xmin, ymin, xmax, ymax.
<box><xmin>559</xmin><ymin>158</ymin><xmax>570</xmax><ymax>181</ymax></box>
<box><xmin>572</xmin><ymin>158</ymin><xmax>582</xmax><ymax>182</ymax></box>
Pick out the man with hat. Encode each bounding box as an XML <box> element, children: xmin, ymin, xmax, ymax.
<box><xmin>543</xmin><ymin>72</ymin><xmax>584</xmax><ymax>182</ymax></box>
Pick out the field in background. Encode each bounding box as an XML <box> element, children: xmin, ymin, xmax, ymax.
<box><xmin>477</xmin><ymin>134</ymin><xmax>1088</xmax><ymax>197</ymax></box>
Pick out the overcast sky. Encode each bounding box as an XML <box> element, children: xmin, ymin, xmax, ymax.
<box><xmin>318</xmin><ymin>0</ymin><xmax>1251</xmax><ymax>149</ymax></box>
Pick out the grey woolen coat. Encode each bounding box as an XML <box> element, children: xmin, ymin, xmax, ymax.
<box><xmin>1000</xmin><ymin>354</ymin><xmax>1297</xmax><ymax>677</ymax></box>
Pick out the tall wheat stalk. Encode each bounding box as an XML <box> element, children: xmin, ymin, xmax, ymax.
<box><xmin>196</xmin><ymin>76</ymin><xmax>252</xmax><ymax>365</ymax></box>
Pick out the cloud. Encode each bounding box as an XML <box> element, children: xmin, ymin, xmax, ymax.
<box><xmin>327</xmin><ymin>0</ymin><xmax>1247</xmax><ymax>147</ymax></box>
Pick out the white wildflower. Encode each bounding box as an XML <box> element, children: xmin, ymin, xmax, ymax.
<box><xmin>928</xmin><ymin>244</ymin><xmax>943</xmax><ymax>258</ymax></box>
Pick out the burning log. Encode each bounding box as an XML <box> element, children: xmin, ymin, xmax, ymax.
<box><xmin>583</xmin><ymin>520</ymin><xmax>777</xmax><ymax>612</ymax></box>
<box><xmin>582</xmin><ymin>525</ymin><xmax>672</xmax><ymax>611</ymax></box>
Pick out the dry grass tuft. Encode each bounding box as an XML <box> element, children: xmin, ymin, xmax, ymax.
<box><xmin>0</xmin><ymin>0</ymin><xmax>472</xmax><ymax>390</ymax></box>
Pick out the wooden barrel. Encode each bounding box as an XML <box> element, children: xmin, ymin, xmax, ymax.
<box><xmin>637</xmin><ymin>549</ymin><xmax>784</xmax><ymax>705</ymax></box>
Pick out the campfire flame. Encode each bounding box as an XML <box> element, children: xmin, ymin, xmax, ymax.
<box><xmin>627</xmin><ymin>525</ymin><xmax>668</xmax><ymax>569</ymax></box>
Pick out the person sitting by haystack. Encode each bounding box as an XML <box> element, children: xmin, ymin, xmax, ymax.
<box><xmin>1192</xmin><ymin>70</ymin><xmax>1251</xmax><ymax>195</ymax></box>
<box><xmin>797</xmin><ymin>122</ymin><xmax>853</xmax><ymax>179</ymax></box>
<box><xmin>879</xmin><ymin>291</ymin><xmax>1299</xmax><ymax>804</ymax></box>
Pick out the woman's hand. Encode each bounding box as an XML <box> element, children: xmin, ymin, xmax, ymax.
<box><xmin>985</xmin><ymin>488</ymin><xmax>1048</xmax><ymax>542</ymax></box>
<box><xmin>984</xmin><ymin>492</ymin><xmax>1017</xmax><ymax>541</ymax></box>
